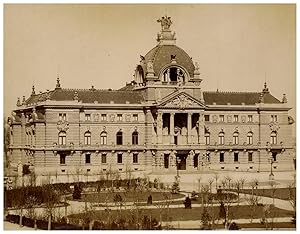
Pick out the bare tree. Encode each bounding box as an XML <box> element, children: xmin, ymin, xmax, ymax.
<box><xmin>240</xmin><ymin>177</ymin><xmax>246</xmax><ymax>190</ymax></box>
<box><xmin>288</xmin><ymin>184</ymin><xmax>296</xmax><ymax>221</ymax></box>
<box><xmin>234</xmin><ymin>180</ymin><xmax>241</xmax><ymax>206</ymax></box>
<box><xmin>12</xmin><ymin>189</ymin><xmax>26</xmax><ymax>227</ymax></box>
<box><xmin>218</xmin><ymin>176</ymin><xmax>235</xmax><ymax>229</ymax></box>
<box><xmin>224</xmin><ymin>176</ymin><xmax>232</xmax><ymax>190</ymax></box>
<box><xmin>246</xmin><ymin>179</ymin><xmax>261</xmax><ymax>223</ymax></box>
<box><xmin>43</xmin><ymin>185</ymin><xmax>60</xmax><ymax>230</ymax></box>
<box><xmin>214</xmin><ymin>173</ymin><xmax>219</xmax><ymax>191</ymax></box>
<box><xmin>25</xmin><ymin>195</ymin><xmax>38</xmax><ymax>229</ymax></box>
<box><xmin>208</xmin><ymin>177</ymin><xmax>214</xmax><ymax>193</ymax></box>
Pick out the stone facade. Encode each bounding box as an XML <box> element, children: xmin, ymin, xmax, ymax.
<box><xmin>6</xmin><ymin>16</ymin><xmax>295</xmax><ymax>184</ymax></box>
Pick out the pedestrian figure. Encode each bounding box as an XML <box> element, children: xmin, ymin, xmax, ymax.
<box><xmin>147</xmin><ymin>194</ymin><xmax>153</xmax><ymax>205</ymax></box>
<box><xmin>184</xmin><ymin>196</ymin><xmax>192</xmax><ymax>209</ymax></box>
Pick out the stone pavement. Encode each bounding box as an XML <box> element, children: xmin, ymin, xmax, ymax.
<box><xmin>4</xmin><ymin>221</ymin><xmax>35</xmax><ymax>230</ymax></box>
<box><xmin>162</xmin><ymin>217</ymin><xmax>294</xmax><ymax>229</ymax></box>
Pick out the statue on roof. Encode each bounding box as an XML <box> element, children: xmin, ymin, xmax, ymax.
<box><xmin>157</xmin><ymin>15</ymin><xmax>172</xmax><ymax>30</ymax></box>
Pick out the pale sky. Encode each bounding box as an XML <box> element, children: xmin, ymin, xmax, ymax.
<box><xmin>4</xmin><ymin>4</ymin><xmax>296</xmax><ymax>117</ymax></box>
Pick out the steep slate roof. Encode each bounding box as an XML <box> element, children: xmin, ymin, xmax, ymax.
<box><xmin>203</xmin><ymin>91</ymin><xmax>281</xmax><ymax>105</ymax></box>
<box><xmin>143</xmin><ymin>45</ymin><xmax>195</xmax><ymax>77</ymax></box>
<box><xmin>25</xmin><ymin>88</ymin><xmax>144</xmax><ymax>105</ymax></box>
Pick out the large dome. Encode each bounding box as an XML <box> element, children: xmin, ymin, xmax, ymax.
<box><xmin>143</xmin><ymin>45</ymin><xmax>195</xmax><ymax>78</ymax></box>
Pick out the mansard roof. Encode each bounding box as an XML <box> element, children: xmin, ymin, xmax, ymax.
<box><xmin>25</xmin><ymin>88</ymin><xmax>144</xmax><ymax>105</ymax></box>
<box><xmin>203</xmin><ymin>91</ymin><xmax>281</xmax><ymax>105</ymax></box>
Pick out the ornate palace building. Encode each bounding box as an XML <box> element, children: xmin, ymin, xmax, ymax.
<box><xmin>6</xmin><ymin>16</ymin><xmax>294</xmax><ymax>184</ymax></box>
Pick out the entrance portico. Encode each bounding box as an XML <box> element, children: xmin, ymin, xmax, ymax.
<box><xmin>157</xmin><ymin>110</ymin><xmax>204</xmax><ymax>145</ymax></box>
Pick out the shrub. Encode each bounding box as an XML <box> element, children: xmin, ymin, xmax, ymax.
<box><xmin>72</xmin><ymin>184</ymin><xmax>82</xmax><ymax>200</ymax></box>
<box><xmin>229</xmin><ymin>222</ymin><xmax>240</xmax><ymax>230</ymax></box>
<box><xmin>22</xmin><ymin>216</ymin><xmax>35</xmax><ymax>228</ymax></box>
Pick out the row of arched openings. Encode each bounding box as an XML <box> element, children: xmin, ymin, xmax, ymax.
<box><xmin>204</xmin><ymin>131</ymin><xmax>277</xmax><ymax>145</ymax></box>
<box><xmin>58</xmin><ymin>130</ymin><xmax>139</xmax><ymax>146</ymax></box>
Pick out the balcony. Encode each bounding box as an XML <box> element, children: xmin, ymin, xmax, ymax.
<box><xmin>53</xmin><ymin>142</ymin><xmax>75</xmax><ymax>154</ymax></box>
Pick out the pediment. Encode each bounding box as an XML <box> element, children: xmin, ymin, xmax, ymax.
<box><xmin>158</xmin><ymin>92</ymin><xmax>206</xmax><ymax>109</ymax></box>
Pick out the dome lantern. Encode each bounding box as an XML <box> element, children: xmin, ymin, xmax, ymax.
<box><xmin>156</xmin><ymin>15</ymin><xmax>176</xmax><ymax>46</ymax></box>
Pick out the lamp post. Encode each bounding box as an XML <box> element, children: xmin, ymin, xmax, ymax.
<box><xmin>176</xmin><ymin>157</ymin><xmax>181</xmax><ymax>178</ymax></box>
<box><xmin>269</xmin><ymin>155</ymin><xmax>274</xmax><ymax>181</ymax></box>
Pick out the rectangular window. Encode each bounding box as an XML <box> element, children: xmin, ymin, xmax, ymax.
<box><xmin>248</xmin><ymin>152</ymin><xmax>253</xmax><ymax>162</ymax></box>
<box><xmin>85</xmin><ymin>114</ymin><xmax>91</xmax><ymax>121</ymax></box>
<box><xmin>85</xmin><ymin>153</ymin><xmax>91</xmax><ymax>164</ymax></box>
<box><xmin>117</xmin><ymin>114</ymin><xmax>123</xmax><ymax>121</ymax></box>
<box><xmin>271</xmin><ymin>115</ymin><xmax>278</xmax><ymax>122</ymax></box>
<box><xmin>164</xmin><ymin>154</ymin><xmax>169</xmax><ymax>168</ymax></box>
<box><xmin>233</xmin><ymin>135</ymin><xmax>239</xmax><ymax>145</ymax></box>
<box><xmin>133</xmin><ymin>114</ymin><xmax>138</xmax><ymax>122</ymax></box>
<box><xmin>204</xmin><ymin>115</ymin><xmax>210</xmax><ymax>122</ymax></box>
<box><xmin>272</xmin><ymin>152</ymin><xmax>277</xmax><ymax>162</ymax></box>
<box><xmin>234</xmin><ymin>152</ymin><xmax>239</xmax><ymax>162</ymax></box>
<box><xmin>205</xmin><ymin>134</ymin><xmax>210</xmax><ymax>145</ymax></box>
<box><xmin>207</xmin><ymin>153</ymin><xmax>210</xmax><ymax>162</ymax></box>
<box><xmin>101</xmin><ymin>154</ymin><xmax>107</xmax><ymax>164</ymax></box>
<box><xmin>100</xmin><ymin>133</ymin><xmax>107</xmax><ymax>145</ymax></box>
<box><xmin>59</xmin><ymin>113</ymin><xmax>66</xmax><ymax>121</ymax></box>
<box><xmin>117</xmin><ymin>153</ymin><xmax>123</xmax><ymax>164</ymax></box>
<box><xmin>116</xmin><ymin>132</ymin><xmax>123</xmax><ymax>145</ymax></box>
<box><xmin>219</xmin><ymin>115</ymin><xmax>224</xmax><ymax>122</ymax></box>
<box><xmin>101</xmin><ymin>114</ymin><xmax>107</xmax><ymax>121</ymax></box>
<box><xmin>193</xmin><ymin>154</ymin><xmax>199</xmax><ymax>168</ymax></box>
<box><xmin>219</xmin><ymin>135</ymin><xmax>224</xmax><ymax>145</ymax></box>
<box><xmin>133</xmin><ymin>153</ymin><xmax>138</xmax><ymax>164</ymax></box>
<box><xmin>58</xmin><ymin>133</ymin><xmax>66</xmax><ymax>145</ymax></box>
<box><xmin>220</xmin><ymin>152</ymin><xmax>224</xmax><ymax>162</ymax></box>
<box><xmin>60</xmin><ymin>154</ymin><xmax>66</xmax><ymax>165</ymax></box>
<box><xmin>248</xmin><ymin>115</ymin><xmax>253</xmax><ymax>122</ymax></box>
<box><xmin>234</xmin><ymin>115</ymin><xmax>239</xmax><ymax>122</ymax></box>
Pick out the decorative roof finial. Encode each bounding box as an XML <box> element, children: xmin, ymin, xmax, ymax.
<box><xmin>259</xmin><ymin>93</ymin><xmax>264</xmax><ymax>103</ymax></box>
<box><xmin>73</xmin><ymin>91</ymin><xmax>79</xmax><ymax>101</ymax></box>
<box><xmin>157</xmin><ymin>15</ymin><xmax>172</xmax><ymax>31</ymax></box>
<box><xmin>31</xmin><ymin>85</ymin><xmax>36</xmax><ymax>95</ymax></box>
<box><xmin>17</xmin><ymin>97</ymin><xmax>21</xmax><ymax>106</ymax></box>
<box><xmin>56</xmin><ymin>75</ymin><xmax>61</xmax><ymax>89</ymax></box>
<box><xmin>262</xmin><ymin>82</ymin><xmax>269</xmax><ymax>93</ymax></box>
<box><xmin>282</xmin><ymin>94</ymin><xmax>287</xmax><ymax>103</ymax></box>
<box><xmin>22</xmin><ymin>96</ymin><xmax>26</xmax><ymax>105</ymax></box>
<box><xmin>156</xmin><ymin>15</ymin><xmax>176</xmax><ymax>45</ymax></box>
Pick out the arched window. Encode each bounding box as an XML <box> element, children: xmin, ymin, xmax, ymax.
<box><xmin>116</xmin><ymin>131</ymin><xmax>123</xmax><ymax>145</ymax></box>
<box><xmin>247</xmin><ymin>132</ymin><xmax>253</xmax><ymax>145</ymax></box>
<box><xmin>205</xmin><ymin>132</ymin><xmax>210</xmax><ymax>145</ymax></box>
<box><xmin>162</xmin><ymin>66</ymin><xmax>186</xmax><ymax>83</ymax></box>
<box><xmin>132</xmin><ymin>131</ymin><xmax>138</xmax><ymax>145</ymax></box>
<box><xmin>219</xmin><ymin>132</ymin><xmax>225</xmax><ymax>145</ymax></box>
<box><xmin>100</xmin><ymin>131</ymin><xmax>107</xmax><ymax>145</ymax></box>
<box><xmin>233</xmin><ymin>132</ymin><xmax>239</xmax><ymax>145</ymax></box>
<box><xmin>58</xmin><ymin>131</ymin><xmax>66</xmax><ymax>145</ymax></box>
<box><xmin>270</xmin><ymin>131</ymin><xmax>277</xmax><ymax>145</ymax></box>
<box><xmin>84</xmin><ymin>131</ymin><xmax>91</xmax><ymax>145</ymax></box>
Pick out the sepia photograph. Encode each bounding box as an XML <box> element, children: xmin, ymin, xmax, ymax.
<box><xmin>3</xmin><ymin>3</ymin><xmax>296</xmax><ymax>230</ymax></box>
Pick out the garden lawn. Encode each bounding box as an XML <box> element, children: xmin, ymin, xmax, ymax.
<box><xmin>68</xmin><ymin>191</ymin><xmax>184</xmax><ymax>203</ymax></box>
<box><xmin>238</xmin><ymin>187</ymin><xmax>295</xmax><ymax>201</ymax></box>
<box><xmin>68</xmin><ymin>205</ymin><xmax>294</xmax><ymax>222</ymax></box>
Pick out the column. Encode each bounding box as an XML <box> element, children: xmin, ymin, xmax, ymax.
<box><xmin>157</xmin><ymin>112</ymin><xmax>163</xmax><ymax>144</ymax></box>
<box><xmin>198</xmin><ymin>110</ymin><xmax>205</xmax><ymax>144</ymax></box>
<box><xmin>187</xmin><ymin>113</ymin><xmax>192</xmax><ymax>144</ymax></box>
<box><xmin>170</xmin><ymin>113</ymin><xmax>175</xmax><ymax>144</ymax></box>
<box><xmin>145</xmin><ymin>109</ymin><xmax>153</xmax><ymax>146</ymax></box>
